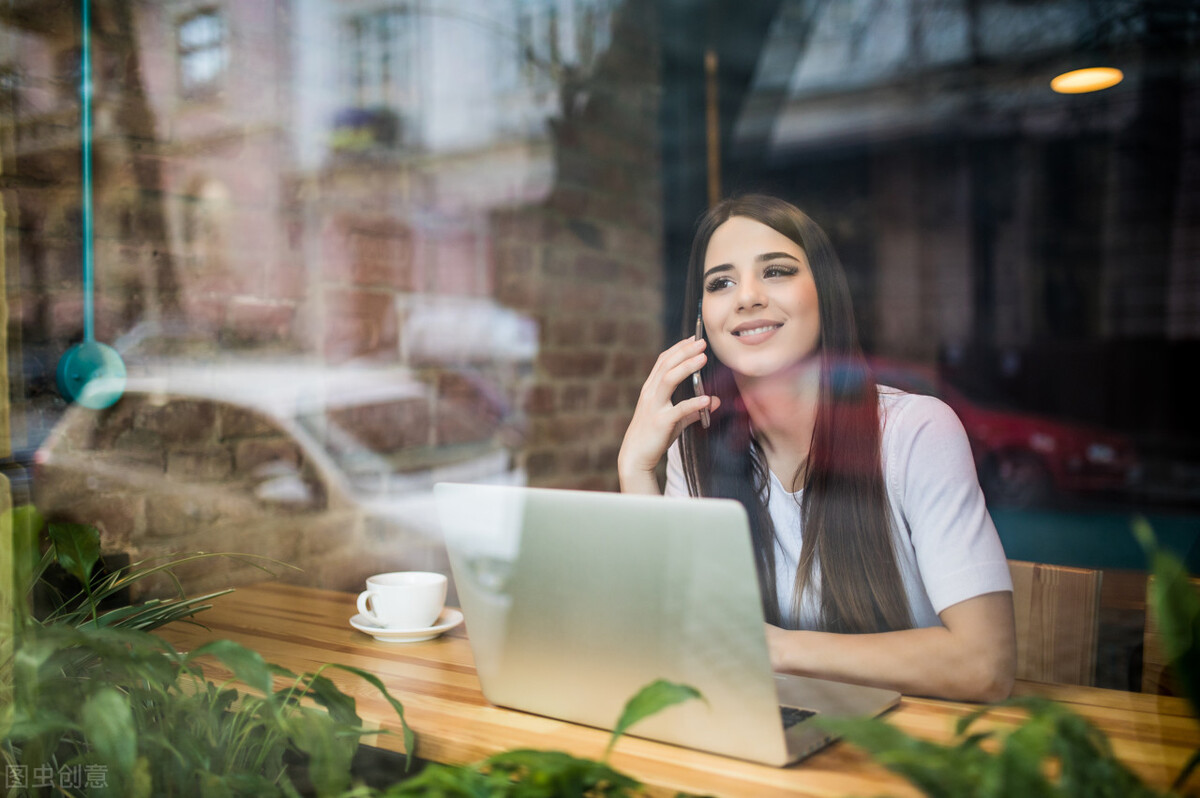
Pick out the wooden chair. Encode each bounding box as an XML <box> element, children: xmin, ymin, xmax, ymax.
<box><xmin>1008</xmin><ymin>560</ymin><xmax>1103</xmax><ymax>686</ymax></box>
<box><xmin>1141</xmin><ymin>574</ymin><xmax>1200</xmax><ymax>694</ymax></box>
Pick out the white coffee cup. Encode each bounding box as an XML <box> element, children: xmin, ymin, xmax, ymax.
<box><xmin>356</xmin><ymin>571</ymin><xmax>447</xmax><ymax>629</ymax></box>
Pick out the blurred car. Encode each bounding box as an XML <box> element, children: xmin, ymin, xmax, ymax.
<box><xmin>869</xmin><ymin>359</ymin><xmax>1142</xmax><ymax>507</ymax></box>
<box><xmin>398</xmin><ymin>294</ymin><xmax>540</xmax><ymax>366</ymax></box>
<box><xmin>32</xmin><ymin>359</ymin><xmax>526</xmax><ymax>602</ymax></box>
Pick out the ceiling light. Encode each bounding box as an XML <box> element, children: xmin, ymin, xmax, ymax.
<box><xmin>1051</xmin><ymin>67</ymin><xmax>1124</xmax><ymax>94</ymax></box>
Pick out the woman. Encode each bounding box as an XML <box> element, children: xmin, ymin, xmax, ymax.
<box><xmin>618</xmin><ymin>195</ymin><xmax>1015</xmax><ymax>702</ymax></box>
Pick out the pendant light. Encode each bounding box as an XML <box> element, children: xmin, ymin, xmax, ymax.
<box><xmin>56</xmin><ymin>0</ymin><xmax>127</xmax><ymax>409</ymax></box>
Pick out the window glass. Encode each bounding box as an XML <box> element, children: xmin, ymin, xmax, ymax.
<box><xmin>178</xmin><ymin>9</ymin><xmax>227</xmax><ymax>96</ymax></box>
<box><xmin>2</xmin><ymin>0</ymin><xmax>1197</xmax><ymax>698</ymax></box>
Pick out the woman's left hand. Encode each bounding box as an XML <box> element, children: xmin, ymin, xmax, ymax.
<box><xmin>762</xmin><ymin>593</ymin><xmax>1016</xmax><ymax>702</ymax></box>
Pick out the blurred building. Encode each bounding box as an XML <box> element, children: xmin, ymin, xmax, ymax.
<box><xmin>2</xmin><ymin>0</ymin><xmax>662</xmax><ymax>595</ymax></box>
<box><xmin>662</xmin><ymin>0</ymin><xmax>1199</xmax><ymax>474</ymax></box>
<box><xmin>733</xmin><ymin>0</ymin><xmax>1200</xmax><ymax>351</ymax></box>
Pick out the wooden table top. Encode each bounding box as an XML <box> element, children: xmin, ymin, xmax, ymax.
<box><xmin>155</xmin><ymin>582</ymin><xmax>1199</xmax><ymax>798</ymax></box>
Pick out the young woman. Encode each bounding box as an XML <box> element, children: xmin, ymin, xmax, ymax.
<box><xmin>618</xmin><ymin>195</ymin><xmax>1015</xmax><ymax>702</ymax></box>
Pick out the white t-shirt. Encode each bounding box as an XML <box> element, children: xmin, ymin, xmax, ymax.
<box><xmin>665</xmin><ymin>389</ymin><xmax>1012</xmax><ymax>630</ymax></box>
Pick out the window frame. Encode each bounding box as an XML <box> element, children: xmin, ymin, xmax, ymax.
<box><xmin>176</xmin><ymin>7</ymin><xmax>228</xmax><ymax>100</ymax></box>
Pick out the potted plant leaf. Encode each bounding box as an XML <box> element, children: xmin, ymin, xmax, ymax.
<box><xmin>2</xmin><ymin>507</ymin><xmax>416</xmax><ymax>797</ymax></box>
<box><xmin>815</xmin><ymin>517</ymin><xmax>1200</xmax><ymax>798</ymax></box>
<box><xmin>368</xmin><ymin>679</ymin><xmax>704</xmax><ymax>797</ymax></box>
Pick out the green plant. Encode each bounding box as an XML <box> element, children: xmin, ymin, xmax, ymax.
<box><xmin>2</xmin><ymin>508</ymin><xmax>416</xmax><ymax>797</ymax></box>
<box><xmin>2</xmin><ymin>509</ymin><xmax>704</xmax><ymax>797</ymax></box>
<box><xmin>814</xmin><ymin>518</ymin><xmax>1200</xmax><ymax>798</ymax></box>
<box><xmin>1135</xmin><ymin>517</ymin><xmax>1200</xmax><ymax>790</ymax></box>
<box><xmin>370</xmin><ymin>680</ymin><xmax>704</xmax><ymax>797</ymax></box>
<box><xmin>6</xmin><ymin>506</ymin><xmax>253</xmax><ymax>633</ymax></box>
<box><xmin>821</xmin><ymin>695</ymin><xmax>1168</xmax><ymax>798</ymax></box>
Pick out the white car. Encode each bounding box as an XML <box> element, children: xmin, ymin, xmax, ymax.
<box><xmin>33</xmin><ymin>359</ymin><xmax>526</xmax><ymax>604</ymax></box>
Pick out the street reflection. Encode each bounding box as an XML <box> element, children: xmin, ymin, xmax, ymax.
<box><xmin>3</xmin><ymin>0</ymin><xmax>1198</xmax><ymax>696</ymax></box>
<box><xmin>871</xmin><ymin>357</ymin><xmax>1142</xmax><ymax>509</ymax></box>
<box><xmin>33</xmin><ymin>357</ymin><xmax>528</xmax><ymax>599</ymax></box>
<box><xmin>3</xmin><ymin>0</ymin><xmax>652</xmax><ymax>599</ymax></box>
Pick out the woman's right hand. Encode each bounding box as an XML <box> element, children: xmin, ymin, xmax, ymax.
<box><xmin>617</xmin><ymin>336</ymin><xmax>720</xmax><ymax>494</ymax></box>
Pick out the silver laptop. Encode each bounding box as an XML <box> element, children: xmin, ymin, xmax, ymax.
<box><xmin>434</xmin><ymin>483</ymin><xmax>900</xmax><ymax>766</ymax></box>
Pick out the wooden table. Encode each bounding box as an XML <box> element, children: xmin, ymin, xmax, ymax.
<box><xmin>156</xmin><ymin>582</ymin><xmax>1199</xmax><ymax>797</ymax></box>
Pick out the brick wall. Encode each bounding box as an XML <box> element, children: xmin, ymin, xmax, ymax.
<box><xmin>494</xmin><ymin>1</ymin><xmax>664</xmax><ymax>491</ymax></box>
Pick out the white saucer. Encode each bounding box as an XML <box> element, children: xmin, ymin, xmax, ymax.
<box><xmin>350</xmin><ymin>609</ymin><xmax>464</xmax><ymax>643</ymax></box>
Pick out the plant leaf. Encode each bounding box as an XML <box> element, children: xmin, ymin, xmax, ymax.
<box><xmin>7</xmin><ymin>504</ymin><xmax>46</xmax><ymax>600</ymax></box>
<box><xmin>992</xmin><ymin>713</ymin><xmax>1057</xmax><ymax>798</ymax></box>
<box><xmin>818</xmin><ymin>715</ymin><xmax>984</xmax><ymax>798</ymax></box>
<box><xmin>327</xmin><ymin>662</ymin><xmax>418</xmax><ymax>769</ymax></box>
<box><xmin>81</xmin><ymin>686</ymin><xmax>138</xmax><ymax>775</ymax></box>
<box><xmin>6</xmin><ymin>707</ymin><xmax>80</xmax><ymax>740</ymax></box>
<box><xmin>385</xmin><ymin>761</ymin><xmax>496</xmax><ymax>796</ymax></box>
<box><xmin>84</xmin><ymin>590</ymin><xmax>229</xmax><ymax>633</ymax></box>
<box><xmin>605</xmin><ymin>679</ymin><xmax>703</xmax><ymax>760</ymax></box>
<box><xmin>301</xmin><ymin>671</ymin><xmax>361</xmax><ymax>726</ymax></box>
<box><xmin>288</xmin><ymin>708</ymin><xmax>357</xmax><ymax>797</ymax></box>
<box><xmin>486</xmin><ymin>748</ymin><xmax>643</xmax><ymax>795</ymax></box>
<box><xmin>48</xmin><ymin>521</ymin><xmax>102</xmax><ymax>587</ymax></box>
<box><xmin>1134</xmin><ymin>517</ymin><xmax>1200</xmax><ymax>722</ymax></box>
<box><xmin>187</xmin><ymin>638</ymin><xmax>273</xmax><ymax>697</ymax></box>
<box><xmin>198</xmin><ymin>770</ymin><xmax>239</xmax><ymax>798</ymax></box>
<box><xmin>819</xmin><ymin>697</ymin><xmax>1174</xmax><ymax>798</ymax></box>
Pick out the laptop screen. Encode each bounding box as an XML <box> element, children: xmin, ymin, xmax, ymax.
<box><xmin>435</xmin><ymin>482</ymin><xmax>793</xmax><ymax>764</ymax></box>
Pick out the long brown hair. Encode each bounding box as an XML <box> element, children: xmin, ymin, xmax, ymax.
<box><xmin>676</xmin><ymin>195</ymin><xmax>911</xmax><ymax>634</ymax></box>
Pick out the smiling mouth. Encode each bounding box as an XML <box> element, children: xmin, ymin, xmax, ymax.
<box><xmin>733</xmin><ymin>324</ymin><xmax>782</xmax><ymax>337</ymax></box>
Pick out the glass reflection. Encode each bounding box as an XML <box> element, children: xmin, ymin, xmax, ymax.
<box><xmin>1</xmin><ymin>0</ymin><xmax>1197</xmax><ymax>697</ymax></box>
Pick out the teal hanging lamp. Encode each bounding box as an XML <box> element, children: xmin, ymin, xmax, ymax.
<box><xmin>56</xmin><ymin>0</ymin><xmax>126</xmax><ymax>409</ymax></box>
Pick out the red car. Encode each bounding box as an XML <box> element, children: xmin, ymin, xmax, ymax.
<box><xmin>868</xmin><ymin>359</ymin><xmax>1142</xmax><ymax>507</ymax></box>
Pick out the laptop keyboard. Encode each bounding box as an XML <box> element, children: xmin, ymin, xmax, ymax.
<box><xmin>780</xmin><ymin>706</ymin><xmax>817</xmax><ymax>729</ymax></box>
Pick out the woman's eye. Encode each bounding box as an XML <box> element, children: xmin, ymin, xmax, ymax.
<box><xmin>705</xmin><ymin>277</ymin><xmax>733</xmax><ymax>292</ymax></box>
<box><xmin>764</xmin><ymin>264</ymin><xmax>798</xmax><ymax>279</ymax></box>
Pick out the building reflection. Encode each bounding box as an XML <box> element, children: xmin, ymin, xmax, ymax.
<box><xmin>2</xmin><ymin>0</ymin><xmax>662</xmax><ymax>596</ymax></box>
<box><xmin>2</xmin><ymin>0</ymin><xmax>1197</xmax><ymax>688</ymax></box>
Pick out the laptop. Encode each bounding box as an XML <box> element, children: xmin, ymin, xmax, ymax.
<box><xmin>433</xmin><ymin>483</ymin><xmax>900</xmax><ymax>766</ymax></box>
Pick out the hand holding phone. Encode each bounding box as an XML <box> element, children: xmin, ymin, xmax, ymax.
<box><xmin>692</xmin><ymin>313</ymin><xmax>711</xmax><ymax>429</ymax></box>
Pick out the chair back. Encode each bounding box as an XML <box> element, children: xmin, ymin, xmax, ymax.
<box><xmin>1008</xmin><ymin>560</ymin><xmax>1102</xmax><ymax>686</ymax></box>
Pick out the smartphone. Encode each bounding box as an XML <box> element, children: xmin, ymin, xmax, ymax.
<box><xmin>692</xmin><ymin>313</ymin><xmax>711</xmax><ymax>429</ymax></box>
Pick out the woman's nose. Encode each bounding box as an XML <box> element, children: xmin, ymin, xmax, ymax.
<box><xmin>736</xmin><ymin>277</ymin><xmax>767</xmax><ymax>310</ymax></box>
